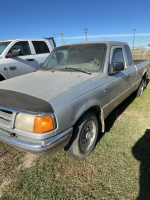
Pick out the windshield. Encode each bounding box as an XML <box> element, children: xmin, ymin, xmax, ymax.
<box><xmin>0</xmin><ymin>42</ymin><xmax>11</xmax><ymax>55</ymax></box>
<box><xmin>42</xmin><ymin>43</ymin><xmax>107</xmax><ymax>73</ymax></box>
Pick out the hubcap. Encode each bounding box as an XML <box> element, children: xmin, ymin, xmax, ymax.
<box><xmin>80</xmin><ymin>120</ymin><xmax>97</xmax><ymax>152</ymax></box>
<box><xmin>140</xmin><ymin>82</ymin><xmax>144</xmax><ymax>95</ymax></box>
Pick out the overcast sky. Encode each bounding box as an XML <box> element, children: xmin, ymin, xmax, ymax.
<box><xmin>0</xmin><ymin>0</ymin><xmax>150</xmax><ymax>47</ymax></box>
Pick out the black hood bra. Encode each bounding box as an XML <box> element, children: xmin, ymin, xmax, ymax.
<box><xmin>0</xmin><ymin>89</ymin><xmax>54</xmax><ymax>113</ymax></box>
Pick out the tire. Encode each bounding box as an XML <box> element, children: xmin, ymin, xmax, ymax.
<box><xmin>0</xmin><ymin>75</ymin><xmax>5</xmax><ymax>82</ymax></box>
<box><xmin>144</xmin><ymin>77</ymin><xmax>147</xmax><ymax>88</ymax></box>
<box><xmin>136</xmin><ymin>79</ymin><xmax>145</xmax><ymax>97</ymax></box>
<box><xmin>65</xmin><ymin>111</ymin><xmax>98</xmax><ymax>160</ymax></box>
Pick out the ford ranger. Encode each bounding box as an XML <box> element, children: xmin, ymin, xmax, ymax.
<box><xmin>0</xmin><ymin>41</ymin><xmax>149</xmax><ymax>160</ymax></box>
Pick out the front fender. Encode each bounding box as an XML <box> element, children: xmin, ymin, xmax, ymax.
<box><xmin>54</xmin><ymin>90</ymin><xmax>107</xmax><ymax>135</ymax></box>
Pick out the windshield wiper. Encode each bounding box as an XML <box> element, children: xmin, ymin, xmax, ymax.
<box><xmin>65</xmin><ymin>67</ymin><xmax>92</xmax><ymax>75</ymax></box>
<box><xmin>40</xmin><ymin>67</ymin><xmax>54</xmax><ymax>72</ymax></box>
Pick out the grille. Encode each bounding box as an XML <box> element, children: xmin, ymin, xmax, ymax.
<box><xmin>0</xmin><ymin>108</ymin><xmax>17</xmax><ymax>129</ymax></box>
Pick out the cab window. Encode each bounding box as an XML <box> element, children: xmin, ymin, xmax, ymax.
<box><xmin>124</xmin><ymin>45</ymin><xmax>134</xmax><ymax>66</ymax></box>
<box><xmin>8</xmin><ymin>41</ymin><xmax>31</xmax><ymax>55</ymax></box>
<box><xmin>109</xmin><ymin>48</ymin><xmax>124</xmax><ymax>72</ymax></box>
<box><xmin>32</xmin><ymin>41</ymin><xmax>50</xmax><ymax>54</ymax></box>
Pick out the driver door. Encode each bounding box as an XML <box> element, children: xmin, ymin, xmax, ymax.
<box><xmin>107</xmin><ymin>46</ymin><xmax>132</xmax><ymax>113</ymax></box>
<box><xmin>5</xmin><ymin>41</ymin><xmax>37</xmax><ymax>78</ymax></box>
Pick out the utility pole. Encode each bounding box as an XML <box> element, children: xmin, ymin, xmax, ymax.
<box><xmin>83</xmin><ymin>28</ymin><xmax>88</xmax><ymax>41</ymax></box>
<box><xmin>138</xmin><ymin>37</ymin><xmax>141</xmax><ymax>59</ymax></box>
<box><xmin>133</xmin><ymin>28</ymin><xmax>136</xmax><ymax>49</ymax></box>
<box><xmin>60</xmin><ymin>33</ymin><xmax>64</xmax><ymax>45</ymax></box>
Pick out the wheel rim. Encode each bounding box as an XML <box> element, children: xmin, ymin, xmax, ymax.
<box><xmin>80</xmin><ymin>120</ymin><xmax>97</xmax><ymax>152</ymax></box>
<box><xmin>140</xmin><ymin>81</ymin><xmax>144</xmax><ymax>95</ymax></box>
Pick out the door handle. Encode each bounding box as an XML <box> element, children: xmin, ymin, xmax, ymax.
<box><xmin>126</xmin><ymin>74</ymin><xmax>130</xmax><ymax>78</ymax></box>
<box><xmin>103</xmin><ymin>87</ymin><xmax>107</xmax><ymax>93</ymax></box>
<box><xmin>9</xmin><ymin>66</ymin><xmax>17</xmax><ymax>70</ymax></box>
<box><xmin>27</xmin><ymin>59</ymin><xmax>34</xmax><ymax>61</ymax></box>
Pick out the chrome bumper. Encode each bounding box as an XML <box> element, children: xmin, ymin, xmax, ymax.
<box><xmin>0</xmin><ymin>127</ymin><xmax>73</xmax><ymax>156</ymax></box>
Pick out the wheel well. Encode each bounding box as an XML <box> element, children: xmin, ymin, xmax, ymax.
<box><xmin>75</xmin><ymin>105</ymin><xmax>102</xmax><ymax>127</ymax></box>
<box><xmin>0</xmin><ymin>74</ymin><xmax>5</xmax><ymax>81</ymax></box>
<box><xmin>143</xmin><ymin>72</ymin><xmax>148</xmax><ymax>87</ymax></box>
<box><xmin>143</xmin><ymin>72</ymin><xmax>147</xmax><ymax>80</ymax></box>
<box><xmin>74</xmin><ymin>106</ymin><xmax>101</xmax><ymax>126</ymax></box>
<box><xmin>88</xmin><ymin>105</ymin><xmax>101</xmax><ymax>119</ymax></box>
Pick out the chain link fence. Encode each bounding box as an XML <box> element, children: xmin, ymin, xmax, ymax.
<box><xmin>127</xmin><ymin>40</ymin><xmax>150</xmax><ymax>61</ymax></box>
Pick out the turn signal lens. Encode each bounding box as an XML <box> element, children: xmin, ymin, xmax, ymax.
<box><xmin>33</xmin><ymin>116</ymin><xmax>54</xmax><ymax>133</ymax></box>
<box><xmin>15</xmin><ymin>113</ymin><xmax>55</xmax><ymax>133</ymax></box>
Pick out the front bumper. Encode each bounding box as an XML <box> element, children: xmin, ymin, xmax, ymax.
<box><xmin>0</xmin><ymin>127</ymin><xmax>73</xmax><ymax>156</ymax></box>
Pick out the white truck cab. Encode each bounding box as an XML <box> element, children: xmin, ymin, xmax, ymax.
<box><xmin>0</xmin><ymin>38</ymin><xmax>56</xmax><ymax>81</ymax></box>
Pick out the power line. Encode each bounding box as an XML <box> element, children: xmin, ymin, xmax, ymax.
<box><xmin>127</xmin><ymin>40</ymin><xmax>150</xmax><ymax>43</ymax></box>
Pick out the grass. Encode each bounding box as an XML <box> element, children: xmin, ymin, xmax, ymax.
<box><xmin>0</xmin><ymin>143</ymin><xmax>25</xmax><ymax>186</ymax></box>
<box><xmin>132</xmin><ymin>54</ymin><xmax>150</xmax><ymax>61</ymax></box>
<box><xmin>0</xmin><ymin>69</ymin><xmax>150</xmax><ymax>199</ymax></box>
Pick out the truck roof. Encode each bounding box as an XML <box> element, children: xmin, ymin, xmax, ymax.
<box><xmin>0</xmin><ymin>38</ymin><xmax>48</xmax><ymax>43</ymax></box>
<box><xmin>57</xmin><ymin>41</ymin><xmax>128</xmax><ymax>47</ymax></box>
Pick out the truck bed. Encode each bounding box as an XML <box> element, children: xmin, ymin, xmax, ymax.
<box><xmin>134</xmin><ymin>60</ymin><xmax>148</xmax><ymax>65</ymax></box>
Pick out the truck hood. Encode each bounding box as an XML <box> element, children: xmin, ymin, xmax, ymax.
<box><xmin>0</xmin><ymin>71</ymin><xmax>99</xmax><ymax>107</ymax></box>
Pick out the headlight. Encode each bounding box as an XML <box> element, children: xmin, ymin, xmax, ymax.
<box><xmin>15</xmin><ymin>113</ymin><xmax>54</xmax><ymax>133</ymax></box>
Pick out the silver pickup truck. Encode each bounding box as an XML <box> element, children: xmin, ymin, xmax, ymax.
<box><xmin>0</xmin><ymin>41</ymin><xmax>149</xmax><ymax>160</ymax></box>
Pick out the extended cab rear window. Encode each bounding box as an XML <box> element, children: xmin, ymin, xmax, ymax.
<box><xmin>124</xmin><ymin>45</ymin><xmax>134</xmax><ymax>66</ymax></box>
<box><xmin>32</xmin><ymin>41</ymin><xmax>50</xmax><ymax>54</ymax></box>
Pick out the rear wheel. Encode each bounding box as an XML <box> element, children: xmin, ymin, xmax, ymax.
<box><xmin>65</xmin><ymin>111</ymin><xmax>98</xmax><ymax>160</ymax></box>
<box><xmin>136</xmin><ymin>79</ymin><xmax>145</xmax><ymax>97</ymax></box>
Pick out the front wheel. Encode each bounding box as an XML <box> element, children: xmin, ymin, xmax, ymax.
<box><xmin>65</xmin><ymin>111</ymin><xmax>98</xmax><ymax>160</ymax></box>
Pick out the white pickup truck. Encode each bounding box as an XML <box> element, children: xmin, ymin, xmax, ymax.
<box><xmin>0</xmin><ymin>38</ymin><xmax>56</xmax><ymax>81</ymax></box>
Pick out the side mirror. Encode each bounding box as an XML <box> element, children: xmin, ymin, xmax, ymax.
<box><xmin>6</xmin><ymin>49</ymin><xmax>21</xmax><ymax>58</ymax></box>
<box><xmin>113</xmin><ymin>62</ymin><xmax>124</xmax><ymax>72</ymax></box>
